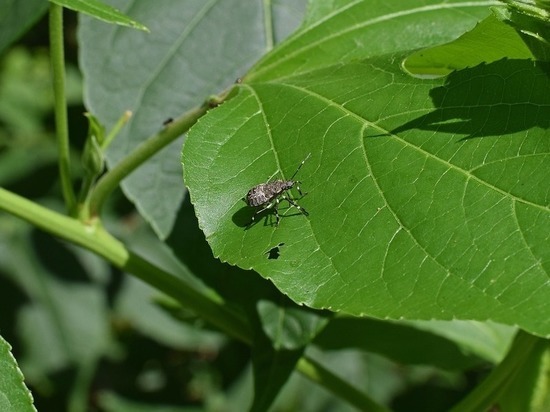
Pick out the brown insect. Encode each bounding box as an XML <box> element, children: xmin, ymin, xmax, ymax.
<box><xmin>245</xmin><ymin>153</ymin><xmax>311</xmax><ymax>226</ymax></box>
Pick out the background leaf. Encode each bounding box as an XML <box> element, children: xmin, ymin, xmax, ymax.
<box><xmin>314</xmin><ymin>318</ymin><xmax>515</xmax><ymax>368</ymax></box>
<box><xmin>0</xmin><ymin>0</ymin><xmax>48</xmax><ymax>54</ymax></box>
<box><xmin>257</xmin><ymin>300</ymin><xmax>329</xmax><ymax>350</ymax></box>
<box><xmin>250</xmin><ymin>340</ymin><xmax>303</xmax><ymax>412</ymax></box>
<box><xmin>404</xmin><ymin>13</ymin><xmax>536</xmax><ymax>76</ymax></box>
<box><xmin>79</xmin><ymin>0</ymin><xmax>307</xmax><ymax>238</ymax></box>
<box><xmin>0</xmin><ymin>227</ymin><xmax>113</xmax><ymax>381</ymax></box>
<box><xmin>183</xmin><ymin>0</ymin><xmax>550</xmax><ymax>335</ymax></box>
<box><xmin>50</xmin><ymin>0</ymin><xmax>148</xmax><ymax>31</ymax></box>
<box><xmin>0</xmin><ymin>335</ymin><xmax>36</xmax><ymax>412</ymax></box>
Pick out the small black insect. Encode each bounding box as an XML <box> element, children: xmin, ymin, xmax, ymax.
<box><xmin>245</xmin><ymin>153</ymin><xmax>311</xmax><ymax>226</ymax></box>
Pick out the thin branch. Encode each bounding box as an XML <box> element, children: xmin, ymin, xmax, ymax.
<box><xmin>263</xmin><ymin>0</ymin><xmax>275</xmax><ymax>51</ymax></box>
<box><xmin>88</xmin><ymin>103</ymin><xmax>209</xmax><ymax>217</ymax></box>
<box><xmin>49</xmin><ymin>4</ymin><xmax>76</xmax><ymax>213</ymax></box>
<box><xmin>0</xmin><ymin>187</ymin><xmax>250</xmax><ymax>343</ymax></box>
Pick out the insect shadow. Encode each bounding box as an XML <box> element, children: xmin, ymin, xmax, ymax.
<box><xmin>232</xmin><ymin>205</ymin><xmax>257</xmax><ymax>227</ymax></box>
<box><xmin>232</xmin><ymin>204</ymin><xmax>303</xmax><ymax>228</ymax></box>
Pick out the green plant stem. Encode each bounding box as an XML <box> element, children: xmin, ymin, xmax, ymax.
<box><xmin>262</xmin><ymin>0</ymin><xmax>274</xmax><ymax>51</ymax></box>
<box><xmin>49</xmin><ymin>4</ymin><xmax>76</xmax><ymax>214</ymax></box>
<box><xmin>0</xmin><ymin>187</ymin><xmax>250</xmax><ymax>343</ymax></box>
<box><xmin>0</xmin><ymin>187</ymin><xmax>386</xmax><ymax>411</ymax></box>
<box><xmin>297</xmin><ymin>357</ymin><xmax>391</xmax><ymax>412</ymax></box>
<box><xmin>88</xmin><ymin>104</ymin><xmax>208</xmax><ymax>217</ymax></box>
<box><xmin>449</xmin><ymin>330</ymin><xmax>541</xmax><ymax>412</ymax></box>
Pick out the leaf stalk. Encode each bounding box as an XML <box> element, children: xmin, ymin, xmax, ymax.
<box><xmin>49</xmin><ymin>4</ymin><xmax>76</xmax><ymax>214</ymax></box>
<box><xmin>88</xmin><ymin>104</ymin><xmax>209</xmax><ymax>218</ymax></box>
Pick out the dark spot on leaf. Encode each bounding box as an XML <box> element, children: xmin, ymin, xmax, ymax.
<box><xmin>266</xmin><ymin>243</ymin><xmax>285</xmax><ymax>260</ymax></box>
<box><xmin>162</xmin><ymin>117</ymin><xmax>173</xmax><ymax>126</ymax></box>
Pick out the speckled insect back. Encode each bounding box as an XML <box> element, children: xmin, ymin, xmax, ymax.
<box><xmin>245</xmin><ymin>153</ymin><xmax>311</xmax><ymax>226</ymax></box>
<box><xmin>246</xmin><ymin>181</ymin><xmax>294</xmax><ymax>207</ymax></box>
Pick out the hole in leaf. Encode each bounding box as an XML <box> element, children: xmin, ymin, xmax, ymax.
<box><xmin>266</xmin><ymin>243</ymin><xmax>285</xmax><ymax>260</ymax></box>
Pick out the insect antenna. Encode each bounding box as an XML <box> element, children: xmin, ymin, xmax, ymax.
<box><xmin>289</xmin><ymin>152</ymin><xmax>311</xmax><ymax>180</ymax></box>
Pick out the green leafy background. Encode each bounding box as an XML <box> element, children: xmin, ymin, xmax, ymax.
<box><xmin>2</xmin><ymin>0</ymin><xmax>547</xmax><ymax>409</ymax></box>
<box><xmin>183</xmin><ymin>0</ymin><xmax>550</xmax><ymax>336</ymax></box>
<box><xmin>0</xmin><ymin>0</ymin><xmax>48</xmax><ymax>54</ymax></box>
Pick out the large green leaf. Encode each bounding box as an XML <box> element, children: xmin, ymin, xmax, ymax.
<box><xmin>183</xmin><ymin>1</ymin><xmax>550</xmax><ymax>335</ymax></box>
<box><xmin>79</xmin><ymin>0</ymin><xmax>306</xmax><ymax>238</ymax></box>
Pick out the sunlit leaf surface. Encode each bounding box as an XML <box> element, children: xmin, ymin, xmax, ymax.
<box><xmin>183</xmin><ymin>0</ymin><xmax>550</xmax><ymax>335</ymax></box>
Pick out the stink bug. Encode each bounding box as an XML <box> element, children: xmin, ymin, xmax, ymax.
<box><xmin>245</xmin><ymin>153</ymin><xmax>311</xmax><ymax>226</ymax></box>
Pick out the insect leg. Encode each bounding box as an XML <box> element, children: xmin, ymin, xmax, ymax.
<box><xmin>274</xmin><ymin>198</ymin><xmax>281</xmax><ymax>226</ymax></box>
<box><xmin>294</xmin><ymin>181</ymin><xmax>307</xmax><ymax>198</ymax></box>
<box><xmin>282</xmin><ymin>193</ymin><xmax>309</xmax><ymax>216</ymax></box>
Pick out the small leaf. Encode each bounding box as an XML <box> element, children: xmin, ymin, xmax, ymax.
<box><xmin>81</xmin><ymin>127</ymin><xmax>104</xmax><ymax>177</ymax></box>
<box><xmin>257</xmin><ymin>300</ymin><xmax>330</xmax><ymax>350</ymax></box>
<box><xmin>49</xmin><ymin>0</ymin><xmax>148</xmax><ymax>31</ymax></box>
<box><xmin>0</xmin><ymin>335</ymin><xmax>36</xmax><ymax>412</ymax></box>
